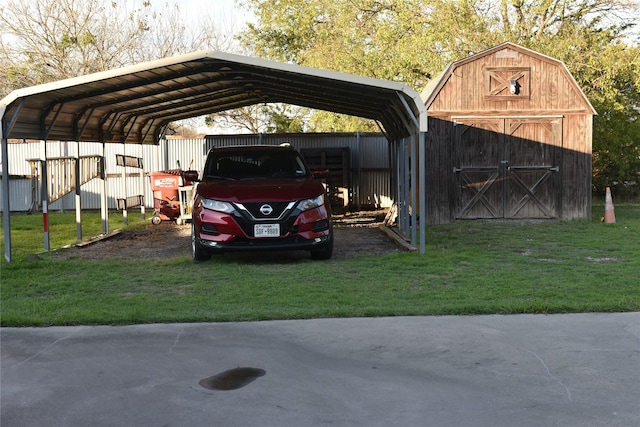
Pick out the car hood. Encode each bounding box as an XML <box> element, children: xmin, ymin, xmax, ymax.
<box><xmin>195</xmin><ymin>178</ymin><xmax>325</xmax><ymax>203</ymax></box>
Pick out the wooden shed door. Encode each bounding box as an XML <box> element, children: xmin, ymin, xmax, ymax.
<box><xmin>453</xmin><ymin>119</ymin><xmax>505</xmax><ymax>219</ymax></box>
<box><xmin>453</xmin><ymin>117</ymin><xmax>561</xmax><ymax>219</ymax></box>
<box><xmin>505</xmin><ymin>118</ymin><xmax>562</xmax><ymax>218</ymax></box>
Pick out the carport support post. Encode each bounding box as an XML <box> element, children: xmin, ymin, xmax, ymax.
<box><xmin>100</xmin><ymin>142</ymin><xmax>108</xmax><ymax>235</ymax></box>
<box><xmin>75</xmin><ymin>140</ymin><xmax>82</xmax><ymax>242</ymax></box>
<box><xmin>396</xmin><ymin>140</ymin><xmax>407</xmax><ymax>234</ymax></box>
<box><xmin>411</xmin><ymin>132</ymin><xmax>418</xmax><ymax>246</ymax></box>
<box><xmin>121</xmin><ymin>141</ymin><xmax>128</xmax><ymax>226</ymax></box>
<box><xmin>40</xmin><ymin>140</ymin><xmax>50</xmax><ymax>251</ymax></box>
<box><xmin>140</xmin><ymin>163</ymin><xmax>145</xmax><ymax>220</ymax></box>
<box><xmin>419</xmin><ymin>131</ymin><xmax>426</xmax><ymax>255</ymax></box>
<box><xmin>355</xmin><ymin>132</ymin><xmax>361</xmax><ymax>211</ymax></box>
<box><xmin>1</xmin><ymin>123</ymin><xmax>11</xmax><ymax>262</ymax></box>
<box><xmin>401</xmin><ymin>138</ymin><xmax>410</xmax><ymax>235</ymax></box>
<box><xmin>394</xmin><ymin>141</ymin><xmax>401</xmax><ymax>229</ymax></box>
<box><xmin>395</xmin><ymin>138</ymin><xmax>409</xmax><ymax>236</ymax></box>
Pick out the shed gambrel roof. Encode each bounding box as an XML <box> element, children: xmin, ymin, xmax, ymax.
<box><xmin>420</xmin><ymin>42</ymin><xmax>596</xmax><ymax>114</ymax></box>
<box><xmin>0</xmin><ymin>50</ymin><xmax>427</xmax><ymax>145</ymax></box>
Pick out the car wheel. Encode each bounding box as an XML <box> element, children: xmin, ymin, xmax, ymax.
<box><xmin>310</xmin><ymin>231</ymin><xmax>334</xmax><ymax>260</ymax></box>
<box><xmin>191</xmin><ymin>222</ymin><xmax>211</xmax><ymax>261</ymax></box>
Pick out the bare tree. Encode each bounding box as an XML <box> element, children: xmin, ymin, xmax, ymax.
<box><xmin>205</xmin><ymin>105</ymin><xmax>269</xmax><ymax>134</ymax></box>
<box><xmin>1</xmin><ymin>0</ymin><xmax>137</xmax><ymax>94</ymax></box>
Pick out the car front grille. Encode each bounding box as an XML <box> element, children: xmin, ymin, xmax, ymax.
<box><xmin>237</xmin><ymin>201</ymin><xmax>294</xmax><ymax>221</ymax></box>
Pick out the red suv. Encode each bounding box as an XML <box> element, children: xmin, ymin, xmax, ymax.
<box><xmin>183</xmin><ymin>144</ymin><xmax>333</xmax><ymax>261</ymax></box>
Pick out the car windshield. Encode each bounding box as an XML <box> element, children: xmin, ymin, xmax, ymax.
<box><xmin>204</xmin><ymin>149</ymin><xmax>309</xmax><ymax>180</ymax></box>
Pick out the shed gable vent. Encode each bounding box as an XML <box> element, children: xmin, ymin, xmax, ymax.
<box><xmin>484</xmin><ymin>67</ymin><xmax>531</xmax><ymax>100</ymax></box>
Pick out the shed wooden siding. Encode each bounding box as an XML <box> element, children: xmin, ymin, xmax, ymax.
<box><xmin>562</xmin><ymin>114</ymin><xmax>593</xmax><ymax>219</ymax></box>
<box><xmin>422</xmin><ymin>42</ymin><xmax>595</xmax><ymax>224</ymax></box>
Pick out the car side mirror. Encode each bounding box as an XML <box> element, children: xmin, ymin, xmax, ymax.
<box><xmin>183</xmin><ymin>170</ymin><xmax>200</xmax><ymax>182</ymax></box>
<box><xmin>313</xmin><ymin>168</ymin><xmax>329</xmax><ymax>179</ymax></box>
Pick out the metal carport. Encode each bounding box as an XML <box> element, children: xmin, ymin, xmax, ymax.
<box><xmin>1</xmin><ymin>50</ymin><xmax>427</xmax><ymax>262</ymax></box>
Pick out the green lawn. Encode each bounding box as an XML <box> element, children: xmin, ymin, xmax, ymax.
<box><xmin>1</xmin><ymin>205</ymin><xmax>639</xmax><ymax>326</ymax></box>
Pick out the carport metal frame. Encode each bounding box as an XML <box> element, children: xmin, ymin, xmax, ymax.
<box><xmin>1</xmin><ymin>51</ymin><xmax>427</xmax><ymax>262</ymax></box>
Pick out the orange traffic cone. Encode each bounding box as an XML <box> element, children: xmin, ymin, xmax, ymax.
<box><xmin>604</xmin><ymin>187</ymin><xmax>616</xmax><ymax>224</ymax></box>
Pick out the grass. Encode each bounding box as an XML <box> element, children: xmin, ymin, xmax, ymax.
<box><xmin>1</xmin><ymin>210</ymin><xmax>148</xmax><ymax>258</ymax></box>
<box><xmin>1</xmin><ymin>205</ymin><xmax>639</xmax><ymax>326</ymax></box>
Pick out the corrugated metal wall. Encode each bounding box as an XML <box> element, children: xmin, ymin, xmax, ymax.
<box><xmin>204</xmin><ymin>133</ymin><xmax>392</xmax><ymax>210</ymax></box>
<box><xmin>1</xmin><ymin>133</ymin><xmax>391</xmax><ymax>212</ymax></box>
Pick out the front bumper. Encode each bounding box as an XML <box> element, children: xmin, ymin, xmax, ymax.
<box><xmin>194</xmin><ymin>205</ymin><xmax>331</xmax><ymax>253</ymax></box>
<box><xmin>196</xmin><ymin>232</ymin><xmax>332</xmax><ymax>253</ymax></box>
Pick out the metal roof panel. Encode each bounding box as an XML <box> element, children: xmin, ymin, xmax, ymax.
<box><xmin>1</xmin><ymin>51</ymin><xmax>427</xmax><ymax>144</ymax></box>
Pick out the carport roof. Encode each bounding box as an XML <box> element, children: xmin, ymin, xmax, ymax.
<box><xmin>0</xmin><ymin>50</ymin><xmax>426</xmax><ymax>145</ymax></box>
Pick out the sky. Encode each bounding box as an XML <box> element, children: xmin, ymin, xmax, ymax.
<box><xmin>160</xmin><ymin>0</ymin><xmax>256</xmax><ymax>133</ymax></box>
<box><xmin>175</xmin><ymin>0</ymin><xmax>254</xmax><ymax>30</ymax></box>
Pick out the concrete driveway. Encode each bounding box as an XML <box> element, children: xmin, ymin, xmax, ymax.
<box><xmin>2</xmin><ymin>313</ymin><xmax>639</xmax><ymax>427</ymax></box>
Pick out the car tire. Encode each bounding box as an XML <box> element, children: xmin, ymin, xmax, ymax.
<box><xmin>310</xmin><ymin>230</ymin><xmax>334</xmax><ymax>260</ymax></box>
<box><xmin>192</xmin><ymin>222</ymin><xmax>212</xmax><ymax>261</ymax></box>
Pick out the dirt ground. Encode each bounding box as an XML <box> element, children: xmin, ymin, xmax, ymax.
<box><xmin>51</xmin><ymin>211</ymin><xmax>407</xmax><ymax>261</ymax></box>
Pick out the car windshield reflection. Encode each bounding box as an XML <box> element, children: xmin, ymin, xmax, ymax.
<box><xmin>205</xmin><ymin>151</ymin><xmax>308</xmax><ymax>180</ymax></box>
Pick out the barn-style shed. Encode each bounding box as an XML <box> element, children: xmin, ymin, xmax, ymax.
<box><xmin>421</xmin><ymin>42</ymin><xmax>596</xmax><ymax>224</ymax></box>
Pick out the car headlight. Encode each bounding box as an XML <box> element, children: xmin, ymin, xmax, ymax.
<box><xmin>200</xmin><ymin>197</ymin><xmax>235</xmax><ymax>213</ymax></box>
<box><xmin>298</xmin><ymin>194</ymin><xmax>324</xmax><ymax>211</ymax></box>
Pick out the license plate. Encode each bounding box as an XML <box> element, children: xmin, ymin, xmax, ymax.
<box><xmin>254</xmin><ymin>223</ymin><xmax>280</xmax><ymax>238</ymax></box>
